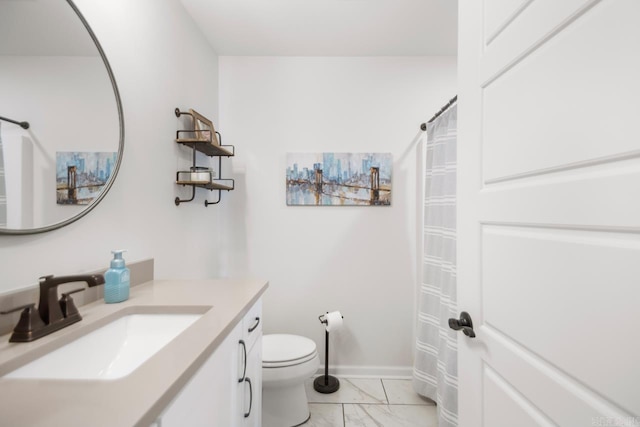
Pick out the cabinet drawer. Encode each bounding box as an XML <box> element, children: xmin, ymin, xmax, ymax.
<box><xmin>242</xmin><ymin>299</ymin><xmax>262</xmax><ymax>350</ymax></box>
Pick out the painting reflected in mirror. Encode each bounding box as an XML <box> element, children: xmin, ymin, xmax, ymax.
<box><xmin>56</xmin><ymin>152</ymin><xmax>117</xmax><ymax>205</ymax></box>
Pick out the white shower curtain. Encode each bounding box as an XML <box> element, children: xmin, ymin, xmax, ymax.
<box><xmin>413</xmin><ymin>103</ymin><xmax>458</xmax><ymax>427</ymax></box>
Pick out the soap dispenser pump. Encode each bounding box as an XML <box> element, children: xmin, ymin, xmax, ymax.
<box><xmin>104</xmin><ymin>250</ymin><xmax>130</xmax><ymax>303</ymax></box>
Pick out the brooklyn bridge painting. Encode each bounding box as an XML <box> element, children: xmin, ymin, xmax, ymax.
<box><xmin>56</xmin><ymin>151</ymin><xmax>116</xmax><ymax>205</ymax></box>
<box><xmin>286</xmin><ymin>152</ymin><xmax>392</xmax><ymax>206</ymax></box>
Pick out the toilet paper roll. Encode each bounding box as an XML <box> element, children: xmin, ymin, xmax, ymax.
<box><xmin>324</xmin><ymin>311</ymin><xmax>343</xmax><ymax>332</ymax></box>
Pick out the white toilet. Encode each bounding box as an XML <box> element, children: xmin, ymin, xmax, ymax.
<box><xmin>262</xmin><ymin>334</ymin><xmax>320</xmax><ymax>427</ymax></box>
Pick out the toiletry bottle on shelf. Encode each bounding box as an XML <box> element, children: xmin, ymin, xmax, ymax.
<box><xmin>104</xmin><ymin>250</ymin><xmax>130</xmax><ymax>303</ymax></box>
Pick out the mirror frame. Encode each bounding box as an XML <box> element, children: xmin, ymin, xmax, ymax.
<box><xmin>0</xmin><ymin>0</ymin><xmax>124</xmax><ymax>235</ymax></box>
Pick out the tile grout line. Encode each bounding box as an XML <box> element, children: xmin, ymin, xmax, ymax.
<box><xmin>338</xmin><ymin>402</ymin><xmax>433</xmax><ymax>406</ymax></box>
<box><xmin>341</xmin><ymin>403</ymin><xmax>346</xmax><ymax>427</ymax></box>
<box><xmin>380</xmin><ymin>378</ymin><xmax>390</xmax><ymax>404</ymax></box>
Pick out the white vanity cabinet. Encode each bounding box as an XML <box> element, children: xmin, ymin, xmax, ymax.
<box><xmin>156</xmin><ymin>299</ymin><xmax>263</xmax><ymax>427</ymax></box>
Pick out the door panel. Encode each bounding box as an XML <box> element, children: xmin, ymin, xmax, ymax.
<box><xmin>483</xmin><ymin>0</ymin><xmax>531</xmax><ymax>45</ymax></box>
<box><xmin>483</xmin><ymin>0</ymin><xmax>640</xmax><ymax>182</ymax></box>
<box><xmin>481</xmin><ymin>0</ymin><xmax>601</xmax><ymax>85</ymax></box>
<box><xmin>483</xmin><ymin>225</ymin><xmax>639</xmax><ymax>414</ymax></box>
<box><xmin>479</xmin><ymin>160</ymin><xmax>640</xmax><ymax>227</ymax></box>
<box><xmin>483</xmin><ymin>366</ymin><xmax>555</xmax><ymax>427</ymax></box>
<box><xmin>481</xmin><ymin>326</ymin><xmax>629</xmax><ymax>427</ymax></box>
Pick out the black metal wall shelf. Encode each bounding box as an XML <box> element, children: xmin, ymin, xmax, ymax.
<box><xmin>174</xmin><ymin>108</ymin><xmax>235</xmax><ymax>207</ymax></box>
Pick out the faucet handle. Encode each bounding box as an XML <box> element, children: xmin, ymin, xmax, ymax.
<box><xmin>1</xmin><ymin>303</ymin><xmax>46</xmax><ymax>342</ymax></box>
<box><xmin>1</xmin><ymin>303</ymin><xmax>36</xmax><ymax>315</ymax></box>
<box><xmin>60</xmin><ymin>288</ymin><xmax>85</xmax><ymax>319</ymax></box>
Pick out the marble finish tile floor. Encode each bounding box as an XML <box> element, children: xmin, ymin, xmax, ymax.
<box><xmin>303</xmin><ymin>377</ymin><xmax>437</xmax><ymax>427</ymax></box>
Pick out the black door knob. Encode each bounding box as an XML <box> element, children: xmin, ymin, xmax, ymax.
<box><xmin>448</xmin><ymin>311</ymin><xmax>476</xmax><ymax>338</ymax></box>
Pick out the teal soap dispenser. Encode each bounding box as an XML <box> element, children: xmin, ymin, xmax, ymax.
<box><xmin>104</xmin><ymin>250</ymin><xmax>130</xmax><ymax>303</ymax></box>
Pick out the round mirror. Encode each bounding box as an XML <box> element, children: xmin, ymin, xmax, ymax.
<box><xmin>0</xmin><ymin>0</ymin><xmax>123</xmax><ymax>235</ymax></box>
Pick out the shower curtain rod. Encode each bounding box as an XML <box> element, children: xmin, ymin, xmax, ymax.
<box><xmin>420</xmin><ymin>95</ymin><xmax>457</xmax><ymax>131</ymax></box>
<box><xmin>0</xmin><ymin>115</ymin><xmax>30</xmax><ymax>129</ymax></box>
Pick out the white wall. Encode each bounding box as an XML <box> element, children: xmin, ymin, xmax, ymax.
<box><xmin>3</xmin><ymin>135</ymin><xmax>34</xmax><ymax>229</ymax></box>
<box><xmin>218</xmin><ymin>57</ymin><xmax>457</xmax><ymax>375</ymax></box>
<box><xmin>0</xmin><ymin>0</ymin><xmax>222</xmax><ymax>293</ymax></box>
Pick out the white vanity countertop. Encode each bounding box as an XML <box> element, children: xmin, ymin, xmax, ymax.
<box><xmin>0</xmin><ymin>278</ymin><xmax>268</xmax><ymax>427</ymax></box>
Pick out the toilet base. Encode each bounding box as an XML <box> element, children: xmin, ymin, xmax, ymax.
<box><xmin>262</xmin><ymin>382</ymin><xmax>311</xmax><ymax>427</ymax></box>
<box><xmin>292</xmin><ymin>413</ymin><xmax>311</xmax><ymax>427</ymax></box>
<box><xmin>313</xmin><ymin>374</ymin><xmax>340</xmax><ymax>394</ymax></box>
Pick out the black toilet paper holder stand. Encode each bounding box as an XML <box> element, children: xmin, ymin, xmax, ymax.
<box><xmin>314</xmin><ymin>312</ymin><xmax>344</xmax><ymax>394</ymax></box>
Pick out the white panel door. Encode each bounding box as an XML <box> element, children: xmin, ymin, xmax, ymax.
<box><xmin>458</xmin><ymin>0</ymin><xmax>640</xmax><ymax>425</ymax></box>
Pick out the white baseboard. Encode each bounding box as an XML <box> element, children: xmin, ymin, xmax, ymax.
<box><xmin>315</xmin><ymin>365</ymin><xmax>413</xmax><ymax>379</ymax></box>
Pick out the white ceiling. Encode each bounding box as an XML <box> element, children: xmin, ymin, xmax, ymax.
<box><xmin>178</xmin><ymin>0</ymin><xmax>458</xmax><ymax>56</ymax></box>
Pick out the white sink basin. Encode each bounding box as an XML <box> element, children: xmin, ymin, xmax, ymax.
<box><xmin>5</xmin><ymin>313</ymin><xmax>202</xmax><ymax>380</ymax></box>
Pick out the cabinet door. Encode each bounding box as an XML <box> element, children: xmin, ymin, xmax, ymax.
<box><xmin>236</xmin><ymin>299</ymin><xmax>263</xmax><ymax>426</ymax></box>
<box><xmin>242</xmin><ymin>335</ymin><xmax>262</xmax><ymax>427</ymax></box>
<box><xmin>159</xmin><ymin>322</ymin><xmax>242</xmax><ymax>427</ymax></box>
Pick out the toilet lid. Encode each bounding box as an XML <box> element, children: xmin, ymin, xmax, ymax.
<box><xmin>262</xmin><ymin>334</ymin><xmax>317</xmax><ymax>364</ymax></box>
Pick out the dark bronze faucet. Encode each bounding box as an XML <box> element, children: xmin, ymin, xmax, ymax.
<box><xmin>1</xmin><ymin>274</ymin><xmax>105</xmax><ymax>342</ymax></box>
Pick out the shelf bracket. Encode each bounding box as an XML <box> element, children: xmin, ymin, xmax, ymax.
<box><xmin>204</xmin><ymin>179</ymin><xmax>234</xmax><ymax>207</ymax></box>
<box><xmin>175</xmin><ymin>108</ymin><xmax>193</xmax><ymax>118</ymax></box>
<box><xmin>175</xmin><ymin>186</ymin><xmax>196</xmax><ymax>206</ymax></box>
<box><xmin>204</xmin><ymin>191</ymin><xmax>221</xmax><ymax>207</ymax></box>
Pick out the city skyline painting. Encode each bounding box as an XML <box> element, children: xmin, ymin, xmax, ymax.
<box><xmin>56</xmin><ymin>151</ymin><xmax>116</xmax><ymax>205</ymax></box>
<box><xmin>286</xmin><ymin>152</ymin><xmax>392</xmax><ymax>206</ymax></box>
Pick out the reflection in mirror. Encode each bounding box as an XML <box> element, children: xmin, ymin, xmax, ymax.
<box><xmin>0</xmin><ymin>0</ymin><xmax>123</xmax><ymax>234</ymax></box>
